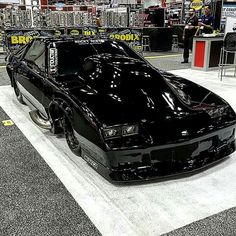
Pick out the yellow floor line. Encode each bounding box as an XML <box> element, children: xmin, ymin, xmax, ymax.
<box><xmin>0</xmin><ymin>65</ymin><xmax>6</xmax><ymax>68</ymax></box>
<box><xmin>144</xmin><ymin>54</ymin><xmax>182</xmax><ymax>59</ymax></box>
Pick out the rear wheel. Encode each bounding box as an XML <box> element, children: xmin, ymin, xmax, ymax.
<box><xmin>63</xmin><ymin>116</ymin><xmax>81</xmax><ymax>156</ymax></box>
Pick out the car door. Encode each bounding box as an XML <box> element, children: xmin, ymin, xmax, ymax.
<box><xmin>16</xmin><ymin>40</ymin><xmax>48</xmax><ymax>117</ymax></box>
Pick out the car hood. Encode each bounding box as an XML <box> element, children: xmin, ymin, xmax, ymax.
<box><xmin>59</xmin><ymin>54</ymin><xmax>236</xmax><ymax>142</ymax></box>
<box><xmin>64</xmin><ymin>55</ymin><xmax>195</xmax><ymax>122</ymax></box>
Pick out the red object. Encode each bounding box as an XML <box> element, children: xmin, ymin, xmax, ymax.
<box><xmin>162</xmin><ymin>0</ymin><xmax>166</xmax><ymax>7</ymax></box>
<box><xmin>194</xmin><ymin>41</ymin><xmax>205</xmax><ymax>68</ymax></box>
<box><xmin>40</xmin><ymin>0</ymin><xmax>47</xmax><ymax>8</ymax></box>
<box><xmin>63</xmin><ymin>6</ymin><xmax>73</xmax><ymax>11</ymax></box>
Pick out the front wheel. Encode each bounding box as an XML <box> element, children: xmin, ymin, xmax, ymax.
<box><xmin>63</xmin><ymin>116</ymin><xmax>81</xmax><ymax>156</ymax></box>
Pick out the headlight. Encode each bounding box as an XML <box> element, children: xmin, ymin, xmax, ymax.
<box><xmin>103</xmin><ymin>124</ymin><xmax>139</xmax><ymax>139</ymax></box>
<box><xmin>122</xmin><ymin>125</ymin><xmax>139</xmax><ymax>136</ymax></box>
<box><xmin>103</xmin><ymin>126</ymin><xmax>121</xmax><ymax>139</ymax></box>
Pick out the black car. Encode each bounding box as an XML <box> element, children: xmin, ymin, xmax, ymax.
<box><xmin>6</xmin><ymin>37</ymin><xmax>236</xmax><ymax>183</ymax></box>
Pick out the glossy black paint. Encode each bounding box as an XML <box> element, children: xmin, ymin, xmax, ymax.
<box><xmin>6</xmin><ymin>37</ymin><xmax>236</xmax><ymax>183</ymax></box>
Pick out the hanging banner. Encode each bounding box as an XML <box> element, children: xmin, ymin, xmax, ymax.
<box><xmin>67</xmin><ymin>27</ymin><xmax>142</xmax><ymax>51</ymax></box>
<box><xmin>4</xmin><ymin>27</ymin><xmax>142</xmax><ymax>52</ymax></box>
<box><xmin>5</xmin><ymin>29</ymin><xmax>65</xmax><ymax>51</ymax></box>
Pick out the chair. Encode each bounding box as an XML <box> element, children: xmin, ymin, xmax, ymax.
<box><xmin>172</xmin><ymin>34</ymin><xmax>179</xmax><ymax>51</ymax></box>
<box><xmin>219</xmin><ymin>32</ymin><xmax>236</xmax><ymax>81</ymax></box>
<box><xmin>142</xmin><ymin>35</ymin><xmax>151</xmax><ymax>52</ymax></box>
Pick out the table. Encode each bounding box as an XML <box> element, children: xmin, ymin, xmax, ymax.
<box><xmin>191</xmin><ymin>35</ymin><xmax>235</xmax><ymax>71</ymax></box>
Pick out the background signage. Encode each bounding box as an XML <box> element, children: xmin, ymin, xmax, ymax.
<box><xmin>4</xmin><ymin>27</ymin><xmax>142</xmax><ymax>53</ymax></box>
<box><xmin>190</xmin><ymin>0</ymin><xmax>203</xmax><ymax>11</ymax></box>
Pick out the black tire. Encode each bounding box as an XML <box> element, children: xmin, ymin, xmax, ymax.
<box><xmin>63</xmin><ymin>116</ymin><xmax>81</xmax><ymax>156</ymax></box>
<box><xmin>13</xmin><ymin>79</ymin><xmax>25</xmax><ymax>104</ymax></box>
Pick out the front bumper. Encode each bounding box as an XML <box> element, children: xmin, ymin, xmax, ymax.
<box><xmin>92</xmin><ymin>124</ymin><xmax>236</xmax><ymax>183</ymax></box>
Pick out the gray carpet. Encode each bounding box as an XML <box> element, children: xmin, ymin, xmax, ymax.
<box><xmin>0</xmin><ymin>53</ymin><xmax>5</xmax><ymax>66</ymax></box>
<box><xmin>164</xmin><ymin>207</ymin><xmax>236</xmax><ymax>236</ymax></box>
<box><xmin>144</xmin><ymin>50</ymin><xmax>192</xmax><ymax>71</ymax></box>
<box><xmin>0</xmin><ymin>107</ymin><xmax>101</xmax><ymax>236</ymax></box>
<box><xmin>0</xmin><ymin>65</ymin><xmax>10</xmax><ymax>86</ymax></box>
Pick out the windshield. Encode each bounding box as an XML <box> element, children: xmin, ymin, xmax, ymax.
<box><xmin>57</xmin><ymin>41</ymin><xmax>142</xmax><ymax>75</ymax></box>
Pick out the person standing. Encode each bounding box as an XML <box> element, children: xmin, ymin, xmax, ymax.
<box><xmin>182</xmin><ymin>8</ymin><xmax>198</xmax><ymax>63</ymax></box>
<box><xmin>197</xmin><ymin>5</ymin><xmax>214</xmax><ymax>34</ymax></box>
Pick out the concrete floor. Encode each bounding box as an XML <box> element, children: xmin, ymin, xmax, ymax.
<box><xmin>143</xmin><ymin>50</ymin><xmax>191</xmax><ymax>71</ymax></box>
<box><xmin>1</xmin><ymin>52</ymin><xmax>236</xmax><ymax>236</ymax></box>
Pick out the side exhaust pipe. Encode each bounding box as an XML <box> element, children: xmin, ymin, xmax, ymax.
<box><xmin>29</xmin><ymin>110</ymin><xmax>51</xmax><ymax>130</ymax></box>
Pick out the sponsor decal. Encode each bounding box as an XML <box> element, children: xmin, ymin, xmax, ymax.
<box><xmin>190</xmin><ymin>0</ymin><xmax>203</xmax><ymax>11</ymax></box>
<box><xmin>75</xmin><ymin>39</ymin><xmax>104</xmax><ymax>45</ymax></box>
<box><xmin>84</xmin><ymin>155</ymin><xmax>98</xmax><ymax>169</ymax></box>
<box><xmin>11</xmin><ymin>35</ymin><xmax>37</xmax><ymax>44</ymax></box>
<box><xmin>49</xmin><ymin>48</ymin><xmax>58</xmax><ymax>74</ymax></box>
<box><xmin>75</xmin><ymin>39</ymin><xmax>90</xmax><ymax>45</ymax></box>
<box><xmin>70</xmin><ymin>29</ymin><xmax>80</xmax><ymax>36</ymax></box>
<box><xmin>24</xmin><ymin>31</ymin><xmax>41</xmax><ymax>37</ymax></box>
<box><xmin>55</xmin><ymin>30</ymin><xmax>62</xmax><ymax>37</ymax></box>
<box><xmin>107</xmin><ymin>28</ymin><xmax>142</xmax><ymax>52</ymax></box>
<box><xmin>75</xmin><ymin>39</ymin><xmax>103</xmax><ymax>45</ymax></box>
<box><xmin>82</xmin><ymin>27</ymin><xmax>97</xmax><ymax>37</ymax></box>
<box><xmin>83</xmin><ymin>30</ymin><xmax>96</xmax><ymax>36</ymax></box>
<box><xmin>109</xmin><ymin>33</ymin><xmax>140</xmax><ymax>41</ymax></box>
<box><xmin>98</xmin><ymin>28</ymin><xmax>106</xmax><ymax>33</ymax></box>
<box><xmin>90</xmin><ymin>39</ymin><xmax>103</xmax><ymax>44</ymax></box>
<box><xmin>9</xmin><ymin>30</ymin><xmax>41</xmax><ymax>45</ymax></box>
<box><xmin>132</xmin><ymin>45</ymin><xmax>142</xmax><ymax>51</ymax></box>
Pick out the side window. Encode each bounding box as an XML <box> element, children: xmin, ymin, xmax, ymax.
<box><xmin>15</xmin><ymin>44</ymin><xmax>29</xmax><ymax>59</ymax></box>
<box><xmin>24</xmin><ymin>40</ymin><xmax>46</xmax><ymax>72</ymax></box>
<box><xmin>57</xmin><ymin>43</ymin><xmax>96</xmax><ymax>75</ymax></box>
<box><xmin>34</xmin><ymin>50</ymin><xmax>45</xmax><ymax>71</ymax></box>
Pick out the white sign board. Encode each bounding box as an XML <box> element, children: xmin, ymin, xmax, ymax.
<box><xmin>222</xmin><ymin>4</ymin><xmax>236</xmax><ymax>18</ymax></box>
<box><xmin>0</xmin><ymin>0</ymin><xmax>19</xmax><ymax>3</ymax></box>
<box><xmin>225</xmin><ymin>16</ymin><xmax>236</xmax><ymax>34</ymax></box>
